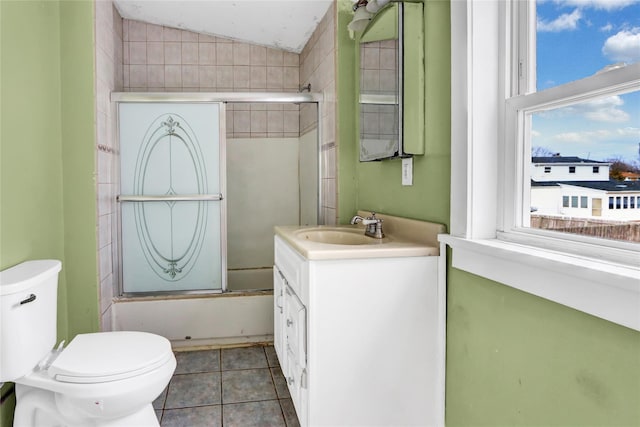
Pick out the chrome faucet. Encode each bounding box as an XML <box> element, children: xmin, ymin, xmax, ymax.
<box><xmin>350</xmin><ymin>212</ymin><xmax>385</xmax><ymax>239</ymax></box>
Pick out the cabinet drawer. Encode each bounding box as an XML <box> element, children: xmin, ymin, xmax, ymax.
<box><xmin>275</xmin><ymin>236</ymin><xmax>306</xmax><ymax>297</ymax></box>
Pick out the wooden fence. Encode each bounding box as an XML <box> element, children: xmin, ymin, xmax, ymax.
<box><xmin>531</xmin><ymin>215</ymin><xmax>640</xmax><ymax>243</ymax></box>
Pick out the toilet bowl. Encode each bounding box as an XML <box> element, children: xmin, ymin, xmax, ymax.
<box><xmin>0</xmin><ymin>260</ymin><xmax>177</xmax><ymax>426</ymax></box>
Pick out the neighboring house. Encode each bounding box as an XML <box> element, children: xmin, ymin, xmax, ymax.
<box><xmin>531</xmin><ymin>156</ymin><xmax>640</xmax><ymax>221</ymax></box>
<box><xmin>621</xmin><ymin>171</ymin><xmax>640</xmax><ymax>181</ymax></box>
<box><xmin>531</xmin><ymin>156</ymin><xmax>611</xmax><ymax>182</ymax></box>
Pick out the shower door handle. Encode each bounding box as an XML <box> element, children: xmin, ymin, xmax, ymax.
<box><xmin>117</xmin><ymin>194</ymin><xmax>223</xmax><ymax>202</ymax></box>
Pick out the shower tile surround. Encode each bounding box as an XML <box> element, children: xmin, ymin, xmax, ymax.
<box><xmin>95</xmin><ymin>2</ymin><xmax>338</xmax><ymax>328</ymax></box>
<box><xmin>122</xmin><ymin>20</ymin><xmax>302</xmax><ymax>140</ymax></box>
<box><xmin>154</xmin><ymin>345</ymin><xmax>300</xmax><ymax>427</ymax></box>
<box><xmin>299</xmin><ymin>4</ymin><xmax>337</xmax><ymax>224</ymax></box>
<box><xmin>121</xmin><ymin>5</ymin><xmax>337</xmax><ymax>221</ymax></box>
<box><xmin>95</xmin><ymin>1</ymin><xmax>124</xmax><ymax>331</ymax></box>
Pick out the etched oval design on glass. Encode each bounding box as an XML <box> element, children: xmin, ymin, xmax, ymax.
<box><xmin>133</xmin><ymin>114</ymin><xmax>209</xmax><ymax>281</ymax></box>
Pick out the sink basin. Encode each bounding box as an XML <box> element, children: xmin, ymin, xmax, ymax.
<box><xmin>276</xmin><ymin>214</ymin><xmax>445</xmax><ymax>259</ymax></box>
<box><xmin>294</xmin><ymin>228</ymin><xmax>385</xmax><ymax>245</ymax></box>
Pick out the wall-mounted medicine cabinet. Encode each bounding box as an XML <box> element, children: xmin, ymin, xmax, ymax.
<box><xmin>357</xmin><ymin>2</ymin><xmax>424</xmax><ymax>161</ymax></box>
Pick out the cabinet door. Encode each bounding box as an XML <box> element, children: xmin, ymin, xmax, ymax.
<box><xmin>284</xmin><ymin>285</ymin><xmax>307</xmax><ymax>369</ymax></box>
<box><xmin>284</xmin><ymin>285</ymin><xmax>307</xmax><ymax>424</ymax></box>
<box><xmin>286</xmin><ymin>346</ymin><xmax>307</xmax><ymax>424</ymax></box>
<box><xmin>273</xmin><ymin>267</ymin><xmax>287</xmax><ymax>366</ymax></box>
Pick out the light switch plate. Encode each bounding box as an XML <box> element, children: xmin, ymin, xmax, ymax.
<box><xmin>402</xmin><ymin>157</ymin><xmax>413</xmax><ymax>186</ymax></box>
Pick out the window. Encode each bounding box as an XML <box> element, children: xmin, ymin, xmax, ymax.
<box><xmin>631</xmin><ymin>197</ymin><xmax>636</xmax><ymax>209</ymax></box>
<box><xmin>515</xmin><ymin>1</ymin><xmax>640</xmax><ymax>245</ymax></box>
<box><xmin>447</xmin><ymin>0</ymin><xmax>639</xmax><ymax>331</ymax></box>
<box><xmin>623</xmin><ymin>196</ymin><xmax>629</xmax><ymax>209</ymax></box>
<box><xmin>544</xmin><ymin>166</ymin><xmax>551</xmax><ymax>173</ymax></box>
<box><xmin>571</xmin><ymin>196</ymin><xmax>578</xmax><ymax>208</ymax></box>
<box><xmin>580</xmin><ymin>196</ymin><xmax>588</xmax><ymax>209</ymax></box>
<box><xmin>562</xmin><ymin>196</ymin><xmax>569</xmax><ymax>207</ymax></box>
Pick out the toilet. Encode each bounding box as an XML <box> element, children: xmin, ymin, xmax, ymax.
<box><xmin>0</xmin><ymin>260</ymin><xmax>176</xmax><ymax>426</ymax></box>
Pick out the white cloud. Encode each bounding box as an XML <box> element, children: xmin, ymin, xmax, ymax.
<box><xmin>585</xmin><ymin>108</ymin><xmax>630</xmax><ymax>122</ymax></box>
<box><xmin>553</xmin><ymin>132</ymin><xmax>590</xmax><ymax>142</ymax></box>
<box><xmin>553</xmin><ymin>127</ymin><xmax>640</xmax><ymax>143</ymax></box>
<box><xmin>602</xmin><ymin>27</ymin><xmax>640</xmax><ymax>63</ymax></box>
<box><xmin>558</xmin><ymin>0</ymin><xmax>638</xmax><ymax>11</ymax></box>
<box><xmin>614</xmin><ymin>127</ymin><xmax>640</xmax><ymax>138</ymax></box>
<box><xmin>537</xmin><ymin>8</ymin><xmax>582</xmax><ymax>32</ymax></box>
<box><xmin>560</xmin><ymin>95</ymin><xmax>631</xmax><ymax>123</ymax></box>
<box><xmin>600</xmin><ymin>23</ymin><xmax>613</xmax><ymax>32</ymax></box>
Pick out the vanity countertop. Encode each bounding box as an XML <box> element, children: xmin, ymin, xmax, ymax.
<box><xmin>275</xmin><ymin>212</ymin><xmax>446</xmax><ymax>260</ymax></box>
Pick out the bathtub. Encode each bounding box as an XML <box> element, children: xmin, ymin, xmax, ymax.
<box><xmin>112</xmin><ymin>270</ymin><xmax>274</xmax><ymax>348</ymax></box>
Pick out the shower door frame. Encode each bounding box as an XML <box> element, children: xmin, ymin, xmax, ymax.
<box><xmin>112</xmin><ymin>92</ymin><xmax>324</xmax><ymax>297</ymax></box>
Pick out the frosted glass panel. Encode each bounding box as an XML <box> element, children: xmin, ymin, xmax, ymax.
<box><xmin>119</xmin><ymin>103</ymin><xmax>224</xmax><ymax>293</ymax></box>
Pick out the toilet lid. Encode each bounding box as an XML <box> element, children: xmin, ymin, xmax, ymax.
<box><xmin>48</xmin><ymin>331</ymin><xmax>173</xmax><ymax>384</ymax></box>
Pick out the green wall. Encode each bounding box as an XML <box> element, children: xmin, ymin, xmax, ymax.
<box><xmin>355</xmin><ymin>0</ymin><xmax>450</xmax><ymax>225</ymax></box>
<box><xmin>0</xmin><ymin>1</ymin><xmax>98</xmax><ymax>425</ymax></box>
<box><xmin>59</xmin><ymin>0</ymin><xmax>100</xmax><ymax>338</ymax></box>
<box><xmin>1</xmin><ymin>0</ymin><xmax>68</xmax><ymax>335</ymax></box>
<box><xmin>337</xmin><ymin>0</ymin><xmax>450</xmax><ymax>226</ymax></box>
<box><xmin>336</xmin><ymin>0</ymin><xmax>640</xmax><ymax>425</ymax></box>
<box><xmin>336</xmin><ymin>0</ymin><xmax>359</xmax><ymax>224</ymax></box>
<box><xmin>447</xmin><ymin>267</ymin><xmax>640</xmax><ymax>425</ymax></box>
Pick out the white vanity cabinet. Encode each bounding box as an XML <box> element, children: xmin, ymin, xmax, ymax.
<box><xmin>273</xmin><ymin>229</ymin><xmax>445</xmax><ymax>427</ymax></box>
<box><xmin>273</xmin><ymin>237</ymin><xmax>308</xmax><ymax>422</ymax></box>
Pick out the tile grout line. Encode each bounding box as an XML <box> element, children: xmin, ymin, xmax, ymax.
<box><xmin>219</xmin><ymin>348</ymin><xmax>225</xmax><ymax>427</ymax></box>
<box><xmin>162</xmin><ymin>346</ymin><xmax>290</xmax><ymax>426</ymax></box>
<box><xmin>265</xmin><ymin>346</ymin><xmax>290</xmax><ymax>426</ymax></box>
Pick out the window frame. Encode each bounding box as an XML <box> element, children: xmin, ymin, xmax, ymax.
<box><xmin>445</xmin><ymin>0</ymin><xmax>640</xmax><ymax>331</ymax></box>
<box><xmin>501</xmin><ymin>0</ymin><xmax>640</xmax><ymax>256</ymax></box>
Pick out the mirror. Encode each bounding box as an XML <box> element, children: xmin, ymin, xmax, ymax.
<box><xmin>357</xmin><ymin>2</ymin><xmax>424</xmax><ymax>161</ymax></box>
<box><xmin>359</xmin><ymin>3</ymin><xmax>401</xmax><ymax>161</ymax></box>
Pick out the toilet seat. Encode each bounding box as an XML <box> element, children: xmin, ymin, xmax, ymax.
<box><xmin>47</xmin><ymin>331</ymin><xmax>174</xmax><ymax>384</ymax></box>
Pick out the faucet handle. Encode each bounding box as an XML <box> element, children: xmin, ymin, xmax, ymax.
<box><xmin>367</xmin><ymin>212</ymin><xmax>382</xmax><ymax>223</ymax></box>
<box><xmin>363</xmin><ymin>212</ymin><xmax>385</xmax><ymax>238</ymax></box>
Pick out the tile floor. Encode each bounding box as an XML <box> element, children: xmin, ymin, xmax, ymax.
<box><xmin>153</xmin><ymin>345</ymin><xmax>300</xmax><ymax>427</ymax></box>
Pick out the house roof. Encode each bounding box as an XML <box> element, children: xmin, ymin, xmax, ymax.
<box><xmin>531</xmin><ymin>156</ymin><xmax>610</xmax><ymax>165</ymax></box>
<box><xmin>621</xmin><ymin>172</ymin><xmax>640</xmax><ymax>180</ymax></box>
<box><xmin>531</xmin><ymin>180</ymin><xmax>640</xmax><ymax>192</ymax></box>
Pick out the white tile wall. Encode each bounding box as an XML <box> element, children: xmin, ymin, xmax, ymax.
<box><xmin>122</xmin><ymin>19</ymin><xmax>303</xmax><ymax>139</ymax></box>
<box><xmin>299</xmin><ymin>3</ymin><xmax>337</xmax><ymax>224</ymax></box>
<box><xmin>95</xmin><ymin>0</ymin><xmax>123</xmax><ymax>331</ymax></box>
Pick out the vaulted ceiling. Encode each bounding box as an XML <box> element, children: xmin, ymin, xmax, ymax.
<box><xmin>113</xmin><ymin>0</ymin><xmax>334</xmax><ymax>53</ymax></box>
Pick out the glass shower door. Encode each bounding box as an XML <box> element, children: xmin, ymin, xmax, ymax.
<box><xmin>118</xmin><ymin>102</ymin><xmax>225</xmax><ymax>293</ymax></box>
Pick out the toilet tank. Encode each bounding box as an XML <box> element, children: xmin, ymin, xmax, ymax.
<box><xmin>0</xmin><ymin>260</ymin><xmax>61</xmax><ymax>382</ymax></box>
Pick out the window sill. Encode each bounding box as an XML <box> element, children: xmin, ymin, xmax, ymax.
<box><xmin>438</xmin><ymin>234</ymin><xmax>640</xmax><ymax>331</ymax></box>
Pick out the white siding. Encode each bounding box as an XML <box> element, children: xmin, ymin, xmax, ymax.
<box><xmin>532</xmin><ymin>163</ymin><xmax>610</xmax><ymax>182</ymax></box>
<box><xmin>531</xmin><ymin>184</ymin><xmax>640</xmax><ymax>221</ymax></box>
<box><xmin>604</xmin><ymin>193</ymin><xmax>640</xmax><ymax>221</ymax></box>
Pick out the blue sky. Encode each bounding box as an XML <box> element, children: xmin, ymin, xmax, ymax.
<box><xmin>532</xmin><ymin>0</ymin><xmax>640</xmax><ymax>164</ymax></box>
